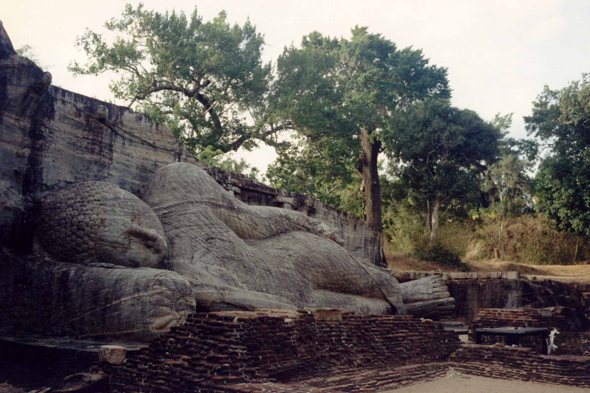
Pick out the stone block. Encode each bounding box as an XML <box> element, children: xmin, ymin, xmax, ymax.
<box><xmin>98</xmin><ymin>345</ymin><xmax>127</xmax><ymax>365</ymax></box>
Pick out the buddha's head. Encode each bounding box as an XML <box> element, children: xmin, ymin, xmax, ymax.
<box><xmin>37</xmin><ymin>182</ymin><xmax>167</xmax><ymax>268</ymax></box>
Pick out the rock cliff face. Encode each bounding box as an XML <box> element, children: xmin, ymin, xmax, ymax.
<box><xmin>0</xmin><ymin>21</ymin><xmax>382</xmax><ymax>265</ymax></box>
<box><xmin>0</xmin><ymin>22</ymin><xmax>400</xmax><ymax>341</ymax></box>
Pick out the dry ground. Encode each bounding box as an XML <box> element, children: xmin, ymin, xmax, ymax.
<box><xmin>386</xmin><ymin>372</ymin><xmax>590</xmax><ymax>393</ymax></box>
<box><xmin>386</xmin><ymin>253</ymin><xmax>590</xmax><ymax>283</ymax></box>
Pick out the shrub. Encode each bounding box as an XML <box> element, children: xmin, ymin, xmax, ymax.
<box><xmin>415</xmin><ymin>242</ymin><xmax>470</xmax><ymax>271</ymax></box>
<box><xmin>467</xmin><ymin>214</ymin><xmax>590</xmax><ymax>265</ymax></box>
<box><xmin>383</xmin><ymin>203</ymin><xmax>426</xmax><ymax>255</ymax></box>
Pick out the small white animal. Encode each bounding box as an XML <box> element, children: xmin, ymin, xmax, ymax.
<box><xmin>546</xmin><ymin>328</ymin><xmax>559</xmax><ymax>355</ymax></box>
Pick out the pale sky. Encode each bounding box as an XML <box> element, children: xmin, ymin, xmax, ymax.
<box><xmin>2</xmin><ymin>0</ymin><xmax>590</xmax><ymax>173</ymax></box>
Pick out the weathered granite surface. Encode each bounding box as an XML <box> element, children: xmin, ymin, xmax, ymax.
<box><xmin>141</xmin><ymin>162</ymin><xmax>404</xmax><ymax>315</ymax></box>
<box><xmin>0</xmin><ymin>22</ymin><xmax>406</xmax><ymax>341</ymax></box>
<box><xmin>206</xmin><ymin>167</ymin><xmax>385</xmax><ymax>266</ymax></box>
<box><xmin>399</xmin><ymin>275</ymin><xmax>456</xmax><ymax>320</ymax></box>
<box><xmin>0</xmin><ymin>249</ymin><xmax>196</xmax><ymax>340</ymax></box>
<box><xmin>0</xmin><ymin>21</ymin><xmax>382</xmax><ymax>265</ymax></box>
<box><xmin>0</xmin><ymin>23</ymin><xmax>195</xmax><ymax>253</ymax></box>
<box><xmin>36</xmin><ymin>181</ymin><xmax>168</xmax><ymax>268</ymax></box>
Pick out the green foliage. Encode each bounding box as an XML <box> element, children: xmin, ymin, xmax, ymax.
<box><xmin>387</xmin><ymin>100</ymin><xmax>500</xmax><ymax>200</ymax></box>
<box><xmin>535</xmin><ymin>157</ymin><xmax>590</xmax><ymax>235</ymax></box>
<box><xmin>272</xmin><ymin>27</ymin><xmax>449</xmax><ymax>230</ymax></box>
<box><xmin>70</xmin><ymin>3</ymin><xmax>277</xmax><ymax>153</ymax></box>
<box><xmin>525</xmin><ymin>75</ymin><xmax>590</xmax><ymax>235</ymax></box>
<box><xmin>266</xmin><ymin>135</ymin><xmax>360</xmax><ymax>210</ymax></box>
<box><xmin>197</xmin><ymin>146</ymin><xmax>260</xmax><ymax>180</ymax></box>
<box><xmin>468</xmin><ymin>214</ymin><xmax>590</xmax><ymax>264</ymax></box>
<box><xmin>386</xmin><ymin>99</ymin><xmax>501</xmax><ymax>241</ymax></box>
<box><xmin>274</xmin><ymin>27</ymin><xmax>449</xmax><ymax>139</ymax></box>
<box><xmin>479</xmin><ymin>154</ymin><xmax>534</xmax><ymax>217</ymax></box>
<box><xmin>415</xmin><ymin>242</ymin><xmax>469</xmax><ymax>271</ymax></box>
<box><xmin>382</xmin><ymin>201</ymin><xmax>426</xmax><ymax>254</ymax></box>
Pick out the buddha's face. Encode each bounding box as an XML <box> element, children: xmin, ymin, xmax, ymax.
<box><xmin>37</xmin><ymin>182</ymin><xmax>167</xmax><ymax>268</ymax></box>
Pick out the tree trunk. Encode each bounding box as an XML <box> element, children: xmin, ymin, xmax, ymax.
<box><xmin>360</xmin><ymin>129</ymin><xmax>382</xmax><ymax>233</ymax></box>
<box><xmin>428</xmin><ymin>198</ymin><xmax>440</xmax><ymax>243</ymax></box>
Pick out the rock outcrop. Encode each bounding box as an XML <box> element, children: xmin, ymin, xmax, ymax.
<box><xmin>0</xmin><ymin>22</ymin><xmax>408</xmax><ymax>341</ymax></box>
<box><xmin>447</xmin><ymin>277</ymin><xmax>587</xmax><ymax>328</ymax></box>
<box><xmin>0</xmin><ymin>20</ymin><xmax>197</xmax><ymax>254</ymax></box>
<box><xmin>0</xmin><ymin>21</ymin><xmax>382</xmax><ymax>265</ymax></box>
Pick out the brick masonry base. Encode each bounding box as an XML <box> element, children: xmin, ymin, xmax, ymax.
<box><xmin>110</xmin><ymin>311</ymin><xmax>459</xmax><ymax>393</ymax></box>
<box><xmin>450</xmin><ymin>345</ymin><xmax>590</xmax><ymax>388</ymax></box>
<box><xmin>108</xmin><ymin>310</ymin><xmax>590</xmax><ymax>392</ymax></box>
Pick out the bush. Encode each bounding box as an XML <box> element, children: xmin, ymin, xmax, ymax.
<box><xmin>383</xmin><ymin>203</ymin><xmax>474</xmax><ymax>260</ymax></box>
<box><xmin>415</xmin><ymin>242</ymin><xmax>470</xmax><ymax>271</ymax></box>
<box><xmin>383</xmin><ymin>203</ymin><xmax>590</xmax><ymax>266</ymax></box>
<box><xmin>383</xmin><ymin>203</ymin><xmax>426</xmax><ymax>255</ymax></box>
<box><xmin>468</xmin><ymin>214</ymin><xmax>590</xmax><ymax>265</ymax></box>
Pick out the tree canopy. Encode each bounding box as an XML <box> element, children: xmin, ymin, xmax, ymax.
<box><xmin>272</xmin><ymin>27</ymin><xmax>450</xmax><ymax>232</ymax></box>
<box><xmin>386</xmin><ymin>99</ymin><xmax>501</xmax><ymax>241</ymax></box>
<box><xmin>266</xmin><ymin>135</ymin><xmax>360</xmax><ymax>210</ymax></box>
<box><xmin>70</xmin><ymin>4</ymin><xmax>280</xmax><ymax>153</ymax></box>
<box><xmin>525</xmin><ymin>75</ymin><xmax>590</xmax><ymax>235</ymax></box>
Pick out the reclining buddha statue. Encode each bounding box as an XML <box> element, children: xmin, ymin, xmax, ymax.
<box><xmin>0</xmin><ymin>23</ymin><xmax>410</xmax><ymax>343</ymax></box>
<box><xmin>4</xmin><ymin>162</ymin><xmax>404</xmax><ymax>341</ymax></box>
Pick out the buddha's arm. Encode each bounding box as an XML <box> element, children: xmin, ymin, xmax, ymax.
<box><xmin>142</xmin><ymin>162</ymin><xmax>344</xmax><ymax>245</ymax></box>
<box><xmin>210</xmin><ymin>202</ymin><xmax>344</xmax><ymax>245</ymax></box>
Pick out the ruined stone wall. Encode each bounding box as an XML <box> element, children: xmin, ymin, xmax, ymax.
<box><xmin>110</xmin><ymin>311</ymin><xmax>460</xmax><ymax>393</ymax></box>
<box><xmin>395</xmin><ymin>272</ymin><xmax>587</xmax><ymax>326</ymax></box>
<box><xmin>467</xmin><ymin>307</ymin><xmax>578</xmax><ymax>349</ymax></box>
<box><xmin>571</xmin><ymin>282</ymin><xmax>590</xmax><ymax>319</ymax></box>
<box><xmin>557</xmin><ymin>332</ymin><xmax>590</xmax><ymax>356</ymax></box>
<box><xmin>466</xmin><ymin>307</ymin><xmax>590</xmax><ymax>357</ymax></box>
<box><xmin>446</xmin><ymin>278</ymin><xmax>587</xmax><ymax>327</ymax></box>
<box><xmin>450</xmin><ymin>344</ymin><xmax>590</xmax><ymax>388</ymax></box>
<box><xmin>0</xmin><ymin>22</ymin><xmax>382</xmax><ymax>264</ymax></box>
<box><xmin>469</xmin><ymin>308</ymin><xmax>573</xmax><ymax>333</ymax></box>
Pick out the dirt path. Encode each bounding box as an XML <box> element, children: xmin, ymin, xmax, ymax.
<box><xmin>387</xmin><ymin>254</ymin><xmax>590</xmax><ymax>283</ymax></box>
<box><xmin>386</xmin><ymin>373</ymin><xmax>590</xmax><ymax>393</ymax></box>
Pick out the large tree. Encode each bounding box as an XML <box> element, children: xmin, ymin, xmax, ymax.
<box><xmin>525</xmin><ymin>75</ymin><xmax>590</xmax><ymax>235</ymax></box>
<box><xmin>479</xmin><ymin>114</ymin><xmax>535</xmax><ymax>215</ymax></box>
<box><xmin>272</xmin><ymin>27</ymin><xmax>449</xmax><ymax>233</ymax></box>
<box><xmin>266</xmin><ymin>135</ymin><xmax>361</xmax><ymax>211</ymax></box>
<box><xmin>386</xmin><ymin>99</ymin><xmax>500</xmax><ymax>242</ymax></box>
<box><xmin>70</xmin><ymin>4</ymin><xmax>281</xmax><ymax>153</ymax></box>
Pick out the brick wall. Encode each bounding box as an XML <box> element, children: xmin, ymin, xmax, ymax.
<box><xmin>110</xmin><ymin>311</ymin><xmax>460</xmax><ymax>393</ymax></box>
<box><xmin>468</xmin><ymin>308</ymin><xmax>573</xmax><ymax>340</ymax></box>
<box><xmin>466</xmin><ymin>308</ymin><xmax>590</xmax><ymax>354</ymax></box>
<box><xmin>557</xmin><ymin>332</ymin><xmax>590</xmax><ymax>356</ymax></box>
<box><xmin>446</xmin><ymin>278</ymin><xmax>587</xmax><ymax>327</ymax></box>
<box><xmin>450</xmin><ymin>344</ymin><xmax>590</xmax><ymax>388</ymax></box>
<box><xmin>570</xmin><ymin>282</ymin><xmax>590</xmax><ymax>319</ymax></box>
